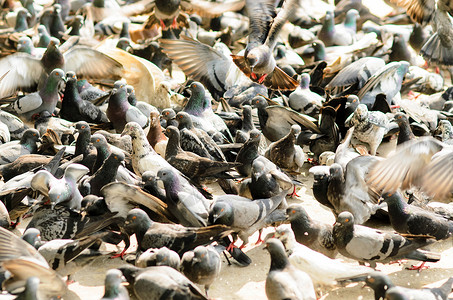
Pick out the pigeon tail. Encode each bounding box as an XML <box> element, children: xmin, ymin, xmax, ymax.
<box><xmin>420</xmin><ymin>33</ymin><xmax>453</xmax><ymax>66</ymax></box>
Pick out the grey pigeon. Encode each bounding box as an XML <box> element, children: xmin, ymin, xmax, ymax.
<box><xmin>157</xmin><ymin>167</ymin><xmax>210</xmax><ymax>227</ymax></box>
<box><xmin>60</xmin><ymin>72</ymin><xmax>108</xmax><ymax>124</ymax></box>
<box><xmin>364</xmin><ymin>272</ymin><xmax>453</xmax><ymax>300</ymax></box>
<box><xmin>357</xmin><ymin>61</ymin><xmax>409</xmax><ymax>108</ymax></box>
<box><xmin>265</xmin><ymin>124</ymin><xmax>306</xmax><ymax>172</ymax></box>
<box><xmin>0</xmin><ymin>128</ymin><xmax>40</xmax><ymax>165</ymax></box>
<box><xmin>4</xmin><ymin>69</ymin><xmax>65</xmax><ymax>121</ymax></box>
<box><xmin>118</xmin><ymin>264</ymin><xmax>207</xmax><ymax>300</ymax></box>
<box><xmin>107</xmin><ymin>84</ymin><xmax>148</xmax><ymax>133</ymax></box>
<box><xmin>180</xmin><ymin>245</ymin><xmax>221</xmax><ymax>295</ymax></box>
<box><xmin>288</xmin><ymin>73</ymin><xmax>324</xmax><ymax>117</ymax></box>
<box><xmin>135</xmin><ymin>247</ymin><xmax>180</xmax><ymax>269</ymax></box>
<box><xmin>209</xmin><ymin>191</ymin><xmax>287</xmax><ymax>247</ymax></box>
<box><xmin>31</xmin><ymin>163</ymin><xmax>89</xmax><ymax>211</ymax></box>
<box><xmin>101</xmin><ymin>269</ymin><xmax>130</xmax><ymax>300</ymax></box>
<box><xmin>333</xmin><ymin>211</ymin><xmax>441</xmax><ymax>268</ymax></box>
<box><xmin>231</xmin><ymin>0</ymin><xmax>300</xmax><ymax>90</ymax></box>
<box><xmin>345</xmin><ymin>104</ymin><xmax>391</xmax><ymax>155</ymax></box>
<box><xmin>381</xmin><ymin>191</ymin><xmax>453</xmax><ymax>240</ymax></box>
<box><xmin>124</xmin><ymin>208</ymin><xmax>230</xmax><ymax>255</ymax></box>
<box><xmin>286</xmin><ymin>204</ymin><xmax>337</xmax><ymax>258</ymax></box>
<box><xmin>0</xmin><ymin>109</ymin><xmax>27</xmax><ymax>140</ymax></box>
<box><xmin>265</xmin><ymin>238</ymin><xmax>316</xmax><ymax>300</ymax></box>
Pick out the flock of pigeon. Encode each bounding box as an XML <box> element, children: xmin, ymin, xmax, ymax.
<box><xmin>0</xmin><ymin>0</ymin><xmax>452</xmax><ymax>298</ymax></box>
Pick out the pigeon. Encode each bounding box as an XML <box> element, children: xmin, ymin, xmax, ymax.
<box><xmin>0</xmin><ymin>38</ymin><xmax>123</xmax><ymax>99</ymax></box>
<box><xmin>394</xmin><ymin>112</ymin><xmax>416</xmax><ymax>145</ymax></box>
<box><xmin>364</xmin><ymin>272</ymin><xmax>453</xmax><ymax>300</ymax></box>
<box><xmin>252</xmin><ymin>95</ymin><xmax>320</xmax><ymax>142</ymax></box>
<box><xmin>107</xmin><ymin>84</ymin><xmax>148</xmax><ymax>133</ymax></box>
<box><xmin>164</xmin><ymin>126</ymin><xmax>238</xmax><ymax>180</ymax></box>
<box><xmin>123</xmin><ymin>208</ymin><xmax>231</xmax><ymax>255</ymax></box>
<box><xmin>135</xmin><ymin>247</ymin><xmax>180</xmax><ymax>269</ymax></box>
<box><xmin>273</xmin><ymin>226</ymin><xmax>373</xmax><ymax>288</ymax></box>
<box><xmin>265</xmin><ymin>124</ymin><xmax>306</xmax><ymax>172</ymax></box>
<box><xmin>0</xmin><ymin>128</ymin><xmax>40</xmax><ymax>165</ymax></box>
<box><xmin>160</xmin><ymin>34</ymin><xmax>234</xmax><ymax>100</ymax></box>
<box><xmin>333</xmin><ymin>211</ymin><xmax>441</xmax><ymax>268</ymax></box>
<box><xmin>288</xmin><ymin>73</ymin><xmax>324</xmax><ymax>117</ymax></box>
<box><xmin>101</xmin><ymin>269</ymin><xmax>130</xmax><ymax>300</ymax></box>
<box><xmin>146</xmin><ymin>111</ymin><xmax>167</xmax><ymax>157</ymax></box>
<box><xmin>60</xmin><ymin>72</ymin><xmax>108</xmax><ymax>124</ymax></box>
<box><xmin>325</xmin><ymin>155</ymin><xmax>382</xmax><ymax>224</ymax></box>
<box><xmin>264</xmin><ymin>238</ymin><xmax>316</xmax><ymax>300</ymax></box>
<box><xmin>79</xmin><ymin>150</ymin><xmax>125</xmax><ymax>196</ymax></box>
<box><xmin>231</xmin><ymin>0</ymin><xmax>300</xmax><ymax>90</ymax></box>
<box><xmin>182</xmin><ymin>82</ymin><xmax>233</xmax><ymax>141</ymax></box>
<box><xmin>357</xmin><ymin>61</ymin><xmax>409</xmax><ymax>108</ymax></box>
<box><xmin>235</xmin><ymin>129</ymin><xmax>263</xmax><ymax>177</ymax></box>
<box><xmin>176</xmin><ymin>111</ymin><xmax>226</xmax><ymax>162</ymax></box>
<box><xmin>345</xmin><ymin>104</ymin><xmax>390</xmax><ymax>155</ymax></box>
<box><xmin>31</xmin><ymin>163</ymin><xmax>89</xmax><ymax>211</ymax></box>
<box><xmin>121</xmin><ymin>121</ymin><xmax>173</xmax><ymax>176</ymax></box>
<box><xmin>381</xmin><ymin>191</ymin><xmax>453</xmax><ymax>240</ymax></box>
<box><xmin>0</xmin><ymin>227</ymin><xmax>67</xmax><ymax>298</ymax></box>
<box><xmin>318</xmin><ymin>10</ymin><xmax>359</xmax><ymax>46</ymax></box>
<box><xmin>286</xmin><ymin>204</ymin><xmax>337</xmax><ymax>258</ymax></box>
<box><xmin>209</xmin><ymin>191</ymin><xmax>287</xmax><ymax>247</ymax></box>
<box><xmin>22</xmin><ymin>228</ymin><xmax>107</xmax><ymax>279</ymax></box>
<box><xmin>0</xmin><ymin>110</ymin><xmax>27</xmax><ymax>140</ymax></box>
<box><xmin>4</xmin><ymin>68</ymin><xmax>65</xmax><ymax>121</ymax></box>
<box><xmin>118</xmin><ymin>264</ymin><xmax>207</xmax><ymax>300</ymax></box>
<box><xmin>156</xmin><ymin>167</ymin><xmax>210</xmax><ymax>227</ymax></box>
<box><xmin>391</xmin><ymin>0</ymin><xmax>453</xmax><ymax>66</ymax></box>
<box><xmin>180</xmin><ymin>245</ymin><xmax>221</xmax><ymax>295</ymax></box>
<box><xmin>367</xmin><ymin>137</ymin><xmax>453</xmax><ymax>200</ymax></box>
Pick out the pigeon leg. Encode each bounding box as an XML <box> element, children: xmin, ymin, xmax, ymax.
<box><xmin>172</xmin><ymin>17</ymin><xmax>177</xmax><ymax>28</ymax></box>
<box><xmin>66</xmin><ymin>275</ymin><xmax>75</xmax><ymax>285</ymax></box>
<box><xmin>288</xmin><ymin>185</ymin><xmax>299</xmax><ymax>198</ymax></box>
<box><xmin>226</xmin><ymin>242</ymin><xmax>236</xmax><ymax>252</ymax></box>
<box><xmin>258</xmin><ymin>75</ymin><xmax>266</xmax><ymax>83</ymax></box>
<box><xmin>110</xmin><ymin>247</ymin><xmax>127</xmax><ymax>260</ymax></box>
<box><xmin>222</xmin><ymin>250</ymin><xmax>232</xmax><ymax>265</ymax></box>
<box><xmin>160</xmin><ymin>19</ymin><xmax>166</xmax><ymax>29</ymax></box>
<box><xmin>255</xmin><ymin>229</ymin><xmax>264</xmax><ymax>245</ymax></box>
<box><xmin>251</xmin><ymin>73</ymin><xmax>257</xmax><ymax>80</ymax></box>
<box><xmin>406</xmin><ymin>261</ymin><xmax>429</xmax><ymax>272</ymax></box>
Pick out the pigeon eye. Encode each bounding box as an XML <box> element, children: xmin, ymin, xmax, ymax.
<box><xmin>220</xmin><ymin>208</ymin><xmax>224</xmax><ymax>212</ymax></box>
<box><xmin>96</xmin><ymin>139</ymin><xmax>100</xmax><ymax>142</ymax></box>
<box><xmin>114</xmin><ymin>155</ymin><xmax>118</xmax><ymax>159</ymax></box>
<box><xmin>345</xmin><ymin>218</ymin><xmax>349</xmax><ymax>222</ymax></box>
<box><xmin>81</xmin><ymin>126</ymin><xmax>85</xmax><ymax>129</ymax></box>
<box><xmin>55</xmin><ymin>72</ymin><xmax>60</xmax><ymax>76</ymax></box>
<box><xmin>291</xmin><ymin>210</ymin><xmax>295</xmax><ymax>214</ymax></box>
<box><xmin>132</xmin><ymin>216</ymin><xmax>136</xmax><ymax>220</ymax></box>
<box><xmin>368</xmin><ymin>278</ymin><xmax>375</xmax><ymax>283</ymax></box>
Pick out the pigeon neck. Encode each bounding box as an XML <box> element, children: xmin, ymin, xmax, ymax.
<box><xmin>38</xmin><ymin>31</ymin><xmax>51</xmax><ymax>48</ymax></box>
<box><xmin>241</xmin><ymin>110</ymin><xmax>254</xmax><ymax>132</ymax></box>
<box><xmin>136</xmin><ymin>218</ymin><xmax>152</xmax><ymax>247</ymax></box>
<box><xmin>69</xmin><ymin>20</ymin><xmax>81</xmax><ymax>36</ymax></box>
<box><xmin>21</xmin><ymin>138</ymin><xmax>38</xmax><ymax>153</ymax></box>
<box><xmin>396</xmin><ymin>120</ymin><xmax>414</xmax><ymax>145</ymax></box>
<box><xmin>94</xmin><ymin>155</ymin><xmax>121</xmax><ymax>181</ymax></box>
<box><xmin>291</xmin><ymin>216</ymin><xmax>317</xmax><ymax>244</ymax></box>
<box><xmin>93</xmin><ymin>144</ymin><xmax>111</xmax><ymax>171</ymax></box>
<box><xmin>165</xmin><ymin>131</ymin><xmax>183</xmax><ymax>158</ymax></box>
<box><xmin>147</xmin><ymin>120</ymin><xmax>166</xmax><ymax>148</ymax></box>
<box><xmin>333</xmin><ymin>222</ymin><xmax>354</xmax><ymax>249</ymax></box>
<box><xmin>75</xmin><ymin>131</ymin><xmax>91</xmax><ymax>157</ymax></box>
<box><xmin>63</xmin><ymin>79</ymin><xmax>81</xmax><ymax>104</ymax></box>
<box><xmin>385</xmin><ymin>195</ymin><xmax>409</xmax><ymax>220</ymax></box>
<box><xmin>41</xmin><ymin>46</ymin><xmax>64</xmax><ymax>74</ymax></box>
<box><xmin>14</xmin><ymin>14</ymin><xmax>28</xmax><ymax>32</ymax></box>
<box><xmin>184</xmin><ymin>91</ymin><xmax>206</xmax><ymax>116</ymax></box>
<box><xmin>344</xmin><ymin>14</ymin><xmax>357</xmax><ymax>32</ymax></box>
<box><xmin>103</xmin><ymin>282</ymin><xmax>122</xmax><ymax>298</ymax></box>
<box><xmin>269</xmin><ymin>248</ymin><xmax>290</xmax><ymax>271</ymax></box>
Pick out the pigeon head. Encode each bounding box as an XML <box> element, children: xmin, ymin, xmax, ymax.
<box><xmin>149</xmin><ymin>111</ymin><xmax>161</xmax><ymax>127</ymax></box>
<box><xmin>290</xmin><ymin>124</ymin><xmax>302</xmax><ymax>137</ymax></box>
<box><xmin>104</xmin><ymin>269</ymin><xmax>127</xmax><ymax>296</ymax></box>
<box><xmin>49</xmin><ymin>185</ymin><xmax>71</xmax><ymax>209</ymax></box>
<box><xmin>91</xmin><ymin>133</ymin><xmax>108</xmax><ymax>149</ymax></box>
<box><xmin>17</xmin><ymin>36</ymin><xmax>33</xmax><ymax>54</ymax></box>
<box><xmin>125</xmin><ymin>208</ymin><xmax>152</xmax><ymax>231</ymax></box>
<box><xmin>265</xmin><ymin>238</ymin><xmax>289</xmax><ymax>270</ymax></box>
<box><xmin>209</xmin><ymin>202</ymin><xmax>233</xmax><ymax>226</ymax></box>
<box><xmin>117</xmin><ymin>265</ymin><xmax>140</xmax><ymax>284</ymax></box>
<box><xmin>121</xmin><ymin>122</ymin><xmax>143</xmax><ymax>139</ymax></box>
<box><xmin>20</xmin><ymin>129</ymin><xmax>40</xmax><ymax>146</ymax></box>
<box><xmin>365</xmin><ymin>272</ymin><xmax>394</xmax><ymax>295</ymax></box>
<box><xmin>252</xmin><ymin>160</ymin><xmax>266</xmax><ymax>178</ymax></box>
<box><xmin>156</xmin><ymin>167</ymin><xmax>180</xmax><ymax>189</ymax></box>
<box><xmin>108</xmin><ymin>150</ymin><xmax>125</xmax><ymax>164</ymax></box>
<box><xmin>252</xmin><ymin>96</ymin><xmax>268</xmax><ymax>109</ymax></box>
<box><xmin>311</xmin><ymin>40</ymin><xmax>326</xmax><ymax>61</ymax></box>
<box><xmin>329</xmin><ymin>163</ymin><xmax>344</xmax><ymax>179</ymax></box>
<box><xmin>248</xmin><ymin>129</ymin><xmax>262</xmax><ymax>143</ymax></box>
<box><xmin>393</xmin><ymin>112</ymin><xmax>409</xmax><ymax>126</ymax></box>
<box><xmin>344</xmin><ymin>9</ymin><xmax>359</xmax><ymax>30</ymax></box>
<box><xmin>434</xmin><ymin>120</ymin><xmax>453</xmax><ymax>140</ymax></box>
<box><xmin>75</xmin><ymin>121</ymin><xmax>90</xmax><ymax>134</ymax></box>
<box><xmin>335</xmin><ymin>211</ymin><xmax>355</xmax><ymax>227</ymax></box>
<box><xmin>175</xmin><ymin>112</ymin><xmax>193</xmax><ymax>129</ymax></box>
<box><xmin>22</xmin><ymin>228</ymin><xmax>41</xmax><ymax>248</ymax></box>
<box><xmin>116</xmin><ymin>38</ymin><xmax>131</xmax><ymax>51</ymax></box>
<box><xmin>246</xmin><ymin>51</ymin><xmax>259</xmax><ymax>70</ymax></box>
<box><xmin>299</xmin><ymin>73</ymin><xmax>311</xmax><ymax>89</ymax></box>
<box><xmin>353</xmin><ymin>104</ymin><xmax>368</xmax><ymax>121</ymax></box>
<box><xmin>273</xmin><ymin>226</ymin><xmax>295</xmax><ymax>247</ymax></box>
<box><xmin>65</xmin><ymin>71</ymin><xmax>77</xmax><ymax>80</ymax></box>
<box><xmin>192</xmin><ymin>245</ymin><xmax>208</xmax><ymax>263</ymax></box>
<box><xmin>379</xmin><ymin>191</ymin><xmax>401</xmax><ymax>205</ymax></box>
<box><xmin>155</xmin><ymin>247</ymin><xmax>176</xmax><ymax>266</ymax></box>
<box><xmin>165</xmin><ymin>125</ymin><xmax>180</xmax><ymax>140</ymax></box>
<box><xmin>286</xmin><ymin>204</ymin><xmax>311</xmax><ymax>225</ymax></box>
<box><xmin>162</xmin><ymin>108</ymin><xmax>176</xmax><ymax>120</ymax></box>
